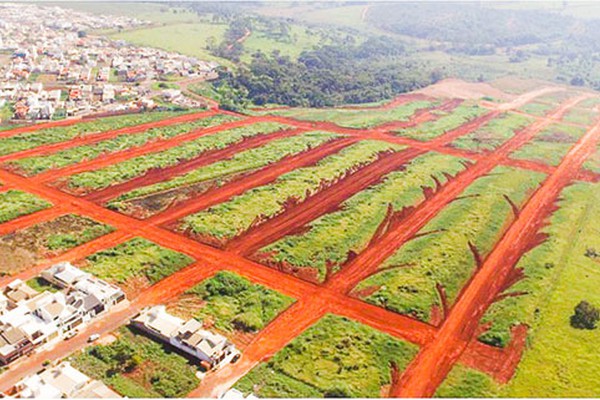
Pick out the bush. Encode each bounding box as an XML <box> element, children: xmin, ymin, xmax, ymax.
<box><xmin>570</xmin><ymin>301</ymin><xmax>599</xmax><ymax>330</ymax></box>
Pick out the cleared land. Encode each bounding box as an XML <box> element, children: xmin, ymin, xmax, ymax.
<box><xmin>0</xmin><ymin>214</ymin><xmax>113</xmax><ymax>275</ymax></box>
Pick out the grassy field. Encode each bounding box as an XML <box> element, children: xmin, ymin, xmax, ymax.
<box><xmin>436</xmin><ymin>183</ymin><xmax>600</xmax><ymax>398</ymax></box>
<box><xmin>108</xmin><ymin>131</ymin><xmax>340</xmax><ymax>217</ymax></box>
<box><xmin>70</xmin><ymin>326</ymin><xmax>200</xmax><ymax>398</ymax></box>
<box><xmin>0</xmin><ymin>190</ymin><xmax>51</xmax><ymax>224</ymax></box>
<box><xmin>235</xmin><ymin>314</ymin><xmax>418</xmax><ymax>398</ymax></box>
<box><xmin>394</xmin><ymin>103</ymin><xmax>487</xmax><ymax>141</ymax></box>
<box><xmin>450</xmin><ymin>112</ymin><xmax>533</xmax><ymax>152</ymax></box>
<box><xmin>179</xmin><ymin>141</ymin><xmax>403</xmax><ymax>244</ymax></box>
<box><xmin>355</xmin><ymin>166</ymin><xmax>545</xmax><ymax>322</ymax></box>
<box><xmin>5</xmin><ymin>114</ymin><xmax>237</xmax><ymax>176</ymax></box>
<box><xmin>510</xmin><ymin>123</ymin><xmax>586</xmax><ymax>166</ymax></box>
<box><xmin>81</xmin><ymin>237</ymin><xmax>194</xmax><ymax>289</ymax></box>
<box><xmin>63</xmin><ymin>122</ymin><xmax>291</xmax><ymax>193</ymax></box>
<box><xmin>258</xmin><ymin>153</ymin><xmax>468</xmax><ymax>282</ymax></box>
<box><xmin>517</xmin><ymin>101</ymin><xmax>554</xmax><ymax>117</ymax></box>
<box><xmin>259</xmin><ymin>100</ymin><xmax>435</xmax><ymax>129</ymax></box>
<box><xmin>562</xmin><ymin>106</ymin><xmax>598</xmax><ymax>126</ymax></box>
<box><xmin>0</xmin><ymin>111</ymin><xmax>184</xmax><ymax>157</ymax></box>
<box><xmin>582</xmin><ymin>144</ymin><xmax>600</xmax><ymax>173</ymax></box>
<box><xmin>111</xmin><ymin>22</ymin><xmax>229</xmax><ymax>66</ymax></box>
<box><xmin>168</xmin><ymin>271</ymin><xmax>294</xmax><ymax>334</ymax></box>
<box><xmin>434</xmin><ymin>364</ymin><xmax>499</xmax><ymax>398</ymax></box>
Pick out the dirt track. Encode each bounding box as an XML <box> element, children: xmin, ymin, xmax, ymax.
<box><xmin>0</xmin><ymin>86</ymin><xmax>595</xmax><ymax>397</ymax></box>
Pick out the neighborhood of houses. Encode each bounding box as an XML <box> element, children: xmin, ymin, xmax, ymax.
<box><xmin>0</xmin><ymin>3</ymin><xmax>217</xmax><ymax>125</ymax></box>
<box><xmin>0</xmin><ymin>262</ymin><xmax>242</xmax><ymax>398</ymax></box>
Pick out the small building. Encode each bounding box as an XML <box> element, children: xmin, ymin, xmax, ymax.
<box><xmin>132</xmin><ymin>305</ymin><xmax>236</xmax><ymax>368</ymax></box>
<box><xmin>10</xmin><ymin>361</ymin><xmax>121</xmax><ymax>398</ymax></box>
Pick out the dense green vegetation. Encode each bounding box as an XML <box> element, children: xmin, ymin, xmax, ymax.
<box><xmin>70</xmin><ymin>326</ymin><xmax>200</xmax><ymax>398</ymax></box>
<box><xmin>26</xmin><ymin>277</ymin><xmax>61</xmax><ymax>293</ymax></box>
<box><xmin>0</xmin><ymin>190</ymin><xmax>51</xmax><ymax>224</ymax></box>
<box><xmin>451</xmin><ymin>112</ymin><xmax>533</xmax><ymax>152</ymax></box>
<box><xmin>108</xmin><ymin>131</ymin><xmax>339</xmax><ymax>212</ymax></box>
<box><xmin>5</xmin><ymin>114</ymin><xmax>237</xmax><ymax>176</ymax></box>
<box><xmin>180</xmin><ymin>141</ymin><xmax>403</xmax><ymax>243</ymax></box>
<box><xmin>211</xmin><ymin>39</ymin><xmax>438</xmax><ymax>110</ymax></box>
<box><xmin>395</xmin><ymin>104</ymin><xmax>486</xmax><ymax>141</ymax></box>
<box><xmin>171</xmin><ymin>271</ymin><xmax>294</xmax><ymax>333</ymax></box>
<box><xmin>259</xmin><ymin>153</ymin><xmax>468</xmax><ymax>282</ymax></box>
<box><xmin>64</xmin><ymin>122</ymin><xmax>290</xmax><ymax>192</ymax></box>
<box><xmin>510</xmin><ymin>123</ymin><xmax>586</xmax><ymax>166</ymax></box>
<box><xmin>356</xmin><ymin>166</ymin><xmax>545</xmax><ymax>322</ymax></box>
<box><xmin>257</xmin><ymin>100</ymin><xmax>435</xmax><ymax>129</ymax></box>
<box><xmin>83</xmin><ymin>237</ymin><xmax>194</xmax><ymax>285</ymax></box>
<box><xmin>0</xmin><ymin>111</ymin><xmax>184</xmax><ymax>156</ymax></box>
<box><xmin>235</xmin><ymin>314</ymin><xmax>418</xmax><ymax>398</ymax></box>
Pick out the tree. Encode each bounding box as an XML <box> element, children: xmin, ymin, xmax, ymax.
<box><xmin>570</xmin><ymin>301</ymin><xmax>599</xmax><ymax>330</ymax></box>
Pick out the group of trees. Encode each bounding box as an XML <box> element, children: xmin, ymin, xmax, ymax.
<box><xmin>211</xmin><ymin>37</ymin><xmax>437</xmax><ymax>111</ymax></box>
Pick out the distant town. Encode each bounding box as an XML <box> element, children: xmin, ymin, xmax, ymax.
<box><xmin>0</xmin><ymin>3</ymin><xmax>217</xmax><ymax>125</ymax></box>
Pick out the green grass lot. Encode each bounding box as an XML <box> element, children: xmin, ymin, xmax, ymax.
<box><xmin>108</xmin><ymin>131</ymin><xmax>339</xmax><ymax>212</ymax></box>
<box><xmin>70</xmin><ymin>326</ymin><xmax>200</xmax><ymax>398</ymax></box>
<box><xmin>517</xmin><ymin>101</ymin><xmax>554</xmax><ymax>117</ymax></box>
<box><xmin>582</xmin><ymin>144</ymin><xmax>600</xmax><ymax>173</ymax></box>
<box><xmin>562</xmin><ymin>106</ymin><xmax>598</xmax><ymax>126</ymax></box>
<box><xmin>450</xmin><ymin>112</ymin><xmax>533</xmax><ymax>152</ymax></box>
<box><xmin>258</xmin><ymin>153</ymin><xmax>468</xmax><ymax>282</ymax></box>
<box><xmin>355</xmin><ymin>166</ymin><xmax>545</xmax><ymax>322</ymax></box>
<box><xmin>394</xmin><ymin>104</ymin><xmax>487</xmax><ymax>141</ymax></box>
<box><xmin>434</xmin><ymin>364</ymin><xmax>500</xmax><ymax>398</ymax></box>
<box><xmin>534</xmin><ymin>90</ymin><xmax>582</xmax><ymax>105</ymax></box>
<box><xmin>179</xmin><ymin>141</ymin><xmax>403</xmax><ymax>242</ymax></box>
<box><xmin>437</xmin><ymin>183</ymin><xmax>600</xmax><ymax>398</ymax></box>
<box><xmin>1</xmin><ymin>213</ymin><xmax>113</xmax><ymax>255</ymax></box>
<box><xmin>5</xmin><ymin>115</ymin><xmax>237</xmax><ymax>177</ymax></box>
<box><xmin>81</xmin><ymin>237</ymin><xmax>194</xmax><ymax>286</ymax></box>
<box><xmin>510</xmin><ymin>123</ymin><xmax>587</xmax><ymax>166</ymax></box>
<box><xmin>578</xmin><ymin>96</ymin><xmax>600</xmax><ymax>109</ymax></box>
<box><xmin>111</xmin><ymin>22</ymin><xmax>230</xmax><ymax>66</ymax></box>
<box><xmin>235</xmin><ymin>314</ymin><xmax>418</xmax><ymax>398</ymax></box>
<box><xmin>260</xmin><ymin>100</ymin><xmax>435</xmax><ymax>129</ymax></box>
<box><xmin>26</xmin><ymin>277</ymin><xmax>61</xmax><ymax>293</ymax></box>
<box><xmin>0</xmin><ymin>111</ymin><xmax>184</xmax><ymax>157</ymax></box>
<box><xmin>64</xmin><ymin>122</ymin><xmax>290</xmax><ymax>192</ymax></box>
<box><xmin>169</xmin><ymin>271</ymin><xmax>294</xmax><ymax>334</ymax></box>
<box><xmin>0</xmin><ymin>190</ymin><xmax>51</xmax><ymax>224</ymax></box>
<box><xmin>241</xmin><ymin>24</ymin><xmax>326</xmax><ymax>63</ymax></box>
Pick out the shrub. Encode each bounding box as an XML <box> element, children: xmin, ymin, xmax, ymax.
<box><xmin>570</xmin><ymin>301</ymin><xmax>599</xmax><ymax>330</ymax></box>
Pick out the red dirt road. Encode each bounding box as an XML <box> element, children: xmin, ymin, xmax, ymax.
<box><xmin>394</xmin><ymin>97</ymin><xmax>599</xmax><ymax>397</ymax></box>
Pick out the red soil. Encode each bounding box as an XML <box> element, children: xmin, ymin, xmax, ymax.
<box><xmin>373</xmin><ymin>98</ymin><xmax>463</xmax><ymax>131</ymax></box>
